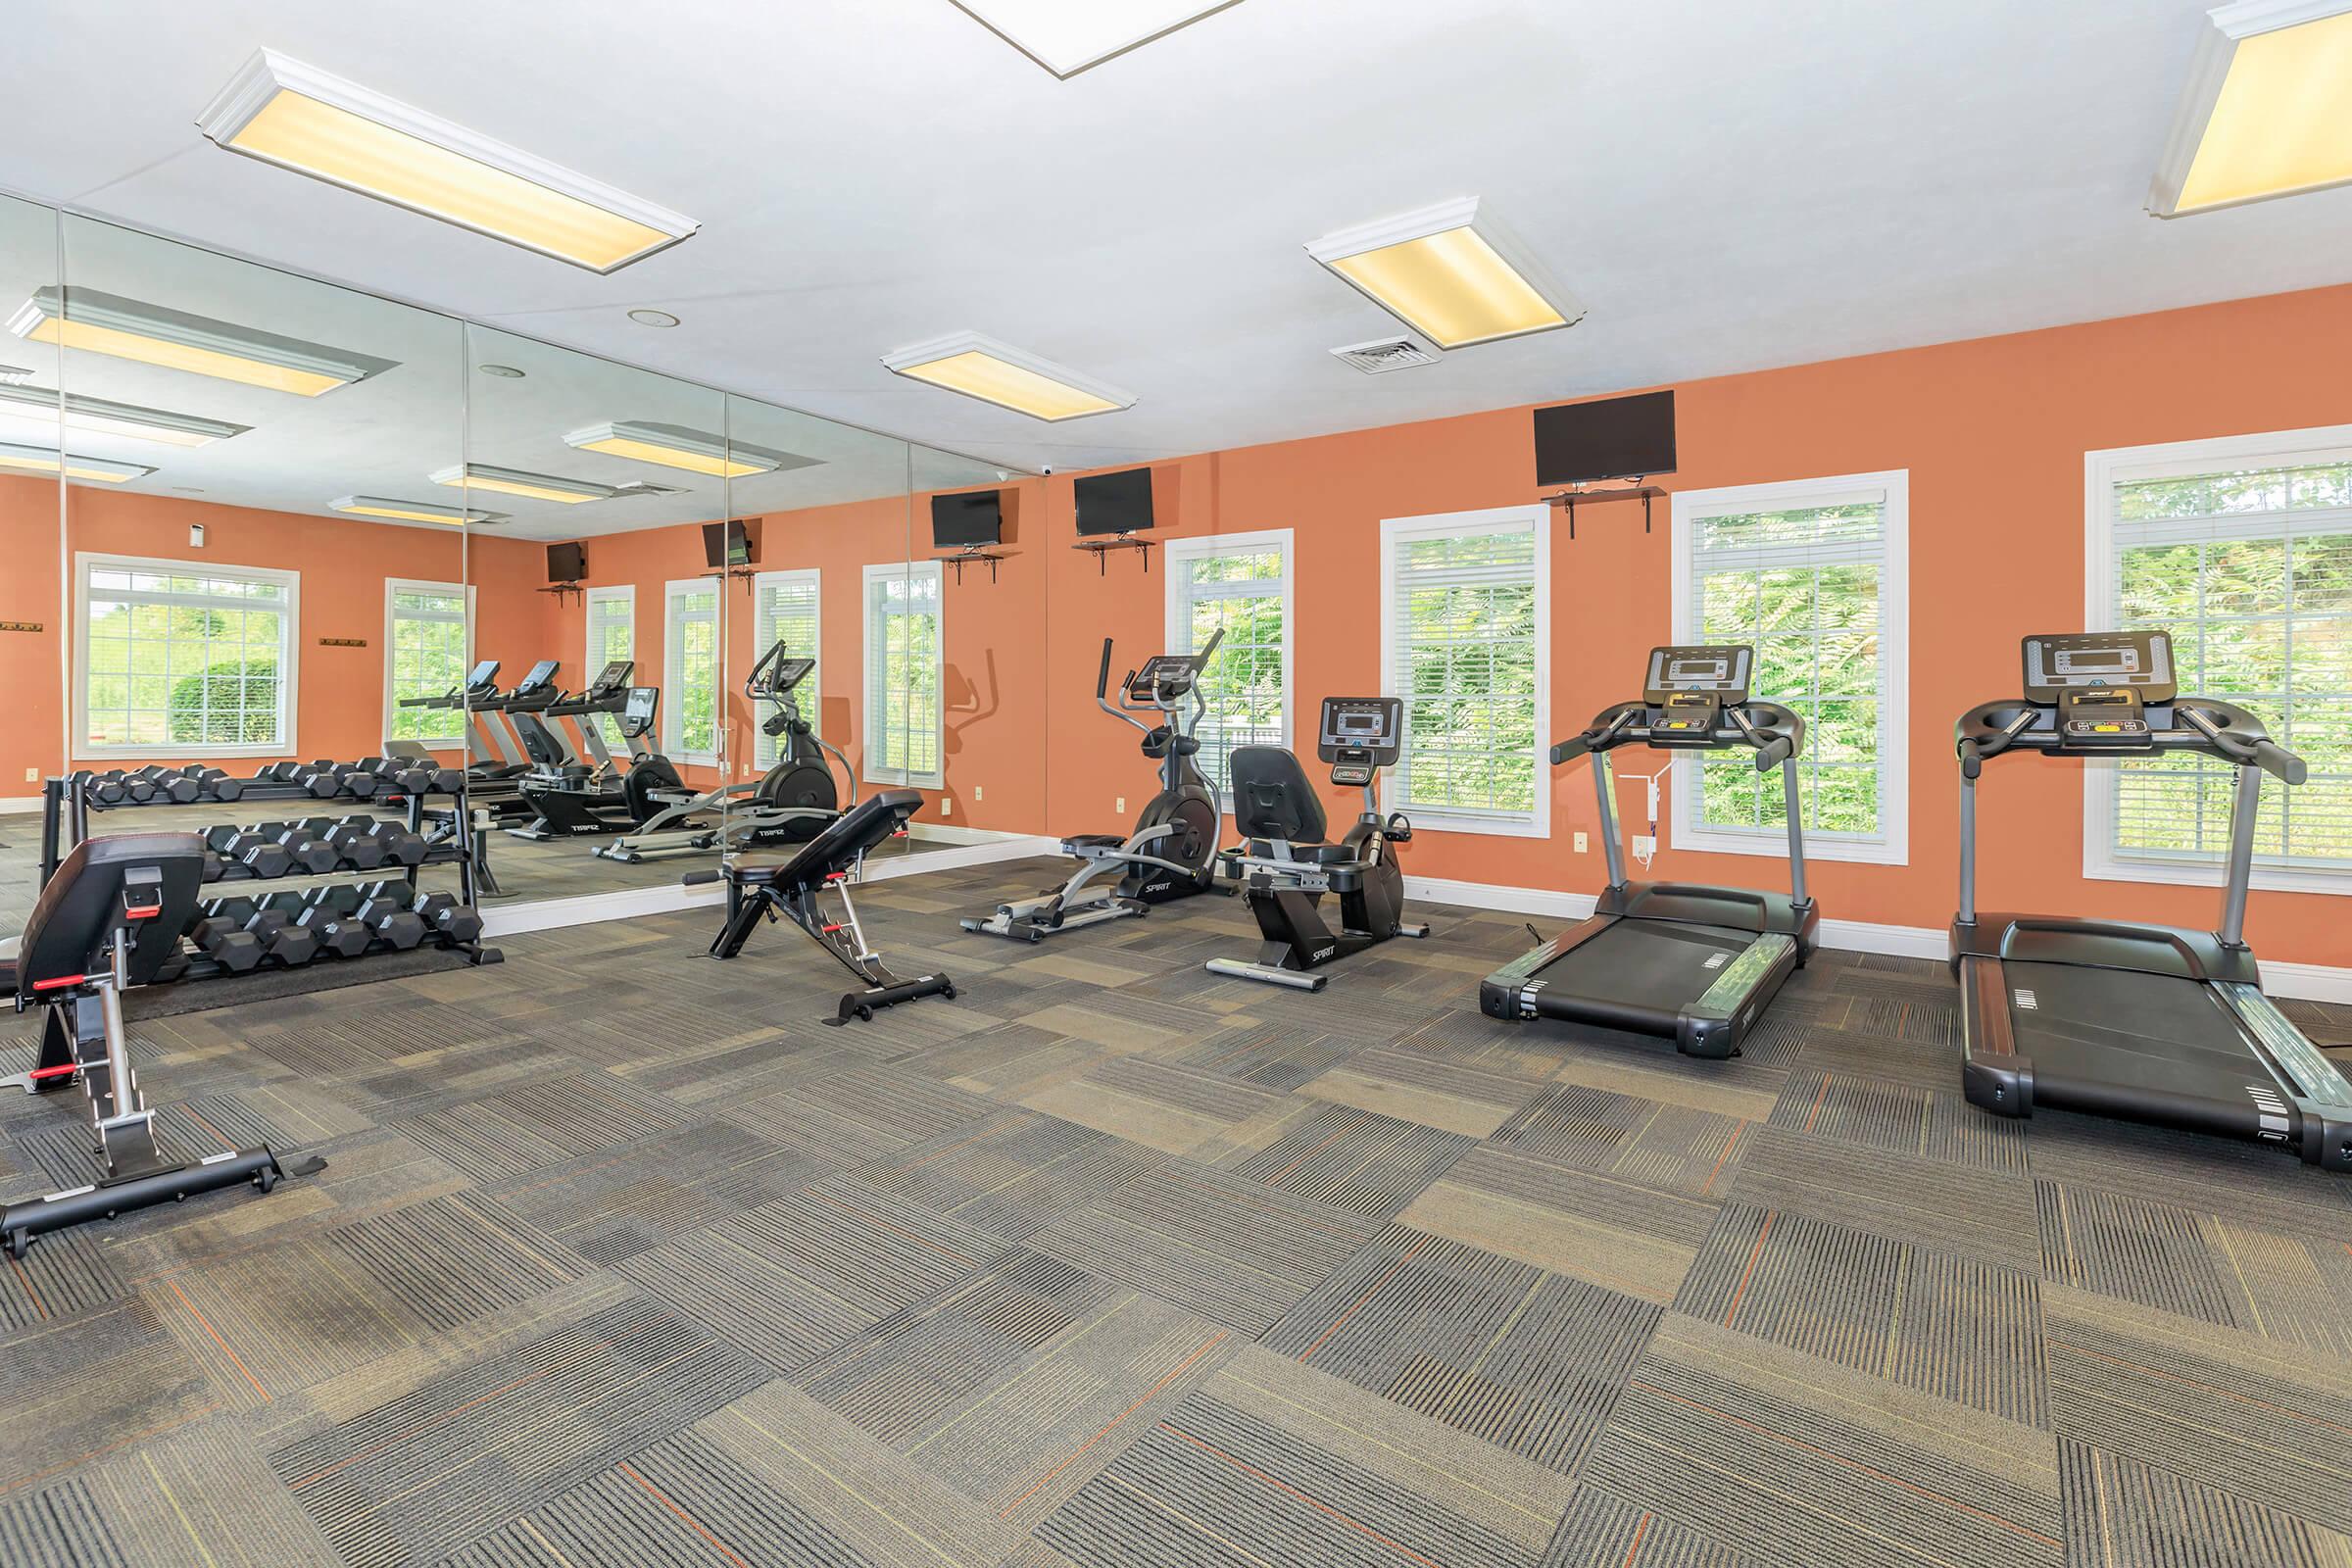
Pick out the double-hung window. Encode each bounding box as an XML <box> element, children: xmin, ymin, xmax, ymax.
<box><xmin>862</xmin><ymin>563</ymin><xmax>943</xmax><ymax>787</ymax></box>
<box><xmin>583</xmin><ymin>585</ymin><xmax>635</xmax><ymax>750</ymax></box>
<box><xmin>662</xmin><ymin>578</ymin><xmax>719</xmax><ymax>766</ymax></box>
<box><xmin>383</xmin><ymin>578</ymin><xmax>470</xmax><ymax>748</ymax></box>
<box><xmin>1670</xmin><ymin>471</ymin><xmax>1909</xmax><ymax>865</ymax></box>
<box><xmin>2087</xmin><ymin>427</ymin><xmax>2352</xmax><ymax>892</ymax></box>
<box><xmin>753</xmin><ymin>568</ymin><xmax>821</xmax><ymax>770</ymax></box>
<box><xmin>1165</xmin><ymin>529</ymin><xmax>1292</xmax><ymax>801</ymax></box>
<box><xmin>76</xmin><ymin>554</ymin><xmax>298</xmax><ymax>758</ymax></box>
<box><xmin>1379</xmin><ymin>506</ymin><xmax>1548</xmax><ymax>836</ymax></box>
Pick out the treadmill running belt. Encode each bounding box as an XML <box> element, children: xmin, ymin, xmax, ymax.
<box><xmin>1543</xmin><ymin>919</ymin><xmax>1752</xmax><ymax>1010</ymax></box>
<box><xmin>1999</xmin><ymin>960</ymin><xmax>2272</xmax><ymax>1103</ymax></box>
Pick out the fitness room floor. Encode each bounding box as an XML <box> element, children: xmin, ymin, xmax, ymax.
<box><xmin>6</xmin><ymin>854</ymin><xmax>2352</xmax><ymax>1568</ymax></box>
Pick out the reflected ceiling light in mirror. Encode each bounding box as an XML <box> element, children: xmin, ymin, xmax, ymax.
<box><xmin>197</xmin><ymin>50</ymin><xmax>699</xmax><ymax>272</ymax></box>
<box><xmin>332</xmin><ymin>495</ymin><xmax>509</xmax><ymax>526</ymax></box>
<box><xmin>882</xmin><ymin>331</ymin><xmax>1135</xmax><ymax>421</ymax></box>
<box><xmin>0</xmin><ymin>364</ymin><xmax>29</xmax><ymax>385</ymax></box>
<box><xmin>0</xmin><ymin>384</ymin><xmax>251</xmax><ymax>448</ymax></box>
<box><xmin>0</xmin><ymin>440</ymin><xmax>155</xmax><ymax>483</ymax></box>
<box><xmin>429</xmin><ymin>463</ymin><xmax>619</xmax><ymax>504</ymax></box>
<box><xmin>564</xmin><ymin>420</ymin><xmax>817</xmax><ymax>478</ymax></box>
<box><xmin>627</xmin><ymin>309</ymin><xmax>679</xmax><ymax>327</ymax></box>
<box><xmin>6</xmin><ymin>286</ymin><xmax>390</xmax><ymax>396</ymax></box>
<box><xmin>2149</xmin><ymin>1</ymin><xmax>2352</xmax><ymax>216</ymax></box>
<box><xmin>1305</xmin><ymin>197</ymin><xmax>1583</xmax><ymax>349</ymax></box>
<box><xmin>949</xmin><ymin>0</ymin><xmax>1243</xmax><ymax>76</ymax></box>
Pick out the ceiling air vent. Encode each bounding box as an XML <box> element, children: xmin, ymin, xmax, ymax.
<box><xmin>1330</xmin><ymin>336</ymin><xmax>1441</xmax><ymax>374</ymax></box>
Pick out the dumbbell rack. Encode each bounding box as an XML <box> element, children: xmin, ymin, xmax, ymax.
<box><xmin>38</xmin><ymin>767</ymin><xmax>498</xmax><ymax>984</ymax></box>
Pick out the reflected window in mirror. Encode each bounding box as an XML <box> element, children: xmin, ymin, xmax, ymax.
<box><xmin>662</xmin><ymin>576</ymin><xmax>719</xmax><ymax>765</ymax></box>
<box><xmin>753</xmin><ymin>568</ymin><xmax>820</xmax><ymax>768</ymax></box>
<box><xmin>862</xmin><ymin>562</ymin><xmax>942</xmax><ymax>788</ymax></box>
<box><xmin>583</xmin><ymin>584</ymin><xmax>634</xmax><ymax>748</ymax></box>
<box><xmin>384</xmin><ymin>578</ymin><xmax>470</xmax><ymax>747</ymax></box>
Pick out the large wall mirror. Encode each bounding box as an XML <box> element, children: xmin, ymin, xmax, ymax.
<box><xmin>0</xmin><ymin>194</ymin><xmax>61</xmax><ymax>931</ymax></box>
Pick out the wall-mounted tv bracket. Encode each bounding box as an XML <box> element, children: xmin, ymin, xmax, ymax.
<box><xmin>1072</xmin><ymin>533</ymin><xmax>1153</xmax><ymax>574</ymax></box>
<box><xmin>702</xmin><ymin>565</ymin><xmax>758</xmax><ymax>591</ymax></box>
<box><xmin>539</xmin><ymin>581</ymin><xmax>585</xmax><ymax>606</ymax></box>
<box><xmin>940</xmin><ymin>546</ymin><xmax>1007</xmax><ymax>585</ymax></box>
<box><xmin>1548</xmin><ymin>482</ymin><xmax>1666</xmax><ymax>540</ymax></box>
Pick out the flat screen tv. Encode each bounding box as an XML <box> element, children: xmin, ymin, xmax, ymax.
<box><xmin>1074</xmin><ymin>467</ymin><xmax>1153</xmax><ymax>536</ymax></box>
<box><xmin>1532</xmin><ymin>390</ymin><xmax>1676</xmax><ymax>488</ymax></box>
<box><xmin>546</xmin><ymin>541</ymin><xmax>586</xmax><ymax>583</ymax></box>
<box><xmin>702</xmin><ymin>517</ymin><xmax>761</xmax><ymax>568</ymax></box>
<box><xmin>931</xmin><ymin>490</ymin><xmax>1004</xmax><ymax>550</ymax></box>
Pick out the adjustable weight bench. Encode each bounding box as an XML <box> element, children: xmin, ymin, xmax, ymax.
<box><xmin>687</xmin><ymin>788</ymin><xmax>956</xmax><ymax>1025</ymax></box>
<box><xmin>1</xmin><ymin>833</ymin><xmax>301</xmax><ymax>1256</ymax></box>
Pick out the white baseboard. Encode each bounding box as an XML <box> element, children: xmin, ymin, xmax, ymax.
<box><xmin>478</xmin><ymin>834</ymin><xmax>1057</xmax><ymax>941</ymax></box>
<box><xmin>906</xmin><ymin>822</ymin><xmax>1041</xmax><ymax>848</ymax></box>
<box><xmin>0</xmin><ymin>795</ymin><xmax>42</xmax><ymax>814</ymax></box>
<box><xmin>1401</xmin><ymin>874</ymin><xmax>2349</xmax><ymax>1001</ymax></box>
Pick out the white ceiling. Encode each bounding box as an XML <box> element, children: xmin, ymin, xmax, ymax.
<box><xmin>5</xmin><ymin>0</ymin><xmax>2352</xmax><ymax>485</ymax></box>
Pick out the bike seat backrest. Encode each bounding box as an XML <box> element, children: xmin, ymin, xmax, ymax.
<box><xmin>17</xmin><ymin>832</ymin><xmax>204</xmax><ymax>1000</ymax></box>
<box><xmin>1228</xmin><ymin>746</ymin><xmax>1328</xmax><ymax>849</ymax></box>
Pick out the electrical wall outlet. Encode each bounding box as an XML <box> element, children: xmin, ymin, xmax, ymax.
<box><xmin>1116</xmin><ymin>796</ymin><xmax>1126</xmax><ymax>813</ymax></box>
<box><xmin>973</xmin><ymin>784</ymin><xmax>983</xmax><ymax>802</ymax></box>
<box><xmin>1574</xmin><ymin>831</ymin><xmax>1588</xmax><ymax>853</ymax></box>
<box><xmin>940</xmin><ymin>797</ymin><xmax>953</xmax><ymax>815</ymax></box>
<box><xmin>22</xmin><ymin>767</ymin><xmax>34</xmax><ymax>783</ymax></box>
<box><xmin>1633</xmin><ymin>834</ymin><xmax>1657</xmax><ymax>858</ymax></box>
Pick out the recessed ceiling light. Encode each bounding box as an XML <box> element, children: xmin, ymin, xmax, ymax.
<box><xmin>2149</xmin><ymin>1</ymin><xmax>2352</xmax><ymax>217</ymax></box>
<box><xmin>428</xmin><ymin>462</ymin><xmax>619</xmax><ymax>504</ymax></box>
<box><xmin>332</xmin><ymin>494</ymin><xmax>509</xmax><ymax>526</ymax></box>
<box><xmin>949</xmin><ymin>0</ymin><xmax>1242</xmax><ymax>77</ymax></box>
<box><xmin>882</xmin><ymin>331</ymin><xmax>1136</xmax><ymax>421</ymax></box>
<box><xmin>564</xmin><ymin>419</ymin><xmax>817</xmax><ymax>478</ymax></box>
<box><xmin>0</xmin><ymin>384</ymin><xmax>251</xmax><ymax>447</ymax></box>
<box><xmin>6</xmin><ymin>285</ymin><xmax>391</xmax><ymax>396</ymax></box>
<box><xmin>0</xmin><ymin>441</ymin><xmax>155</xmax><ymax>484</ymax></box>
<box><xmin>197</xmin><ymin>50</ymin><xmax>698</xmax><ymax>273</ymax></box>
<box><xmin>1305</xmin><ymin>197</ymin><xmax>1583</xmax><ymax>350</ymax></box>
<box><xmin>478</xmin><ymin>363</ymin><xmax>525</xmax><ymax>378</ymax></box>
<box><xmin>627</xmin><ymin>309</ymin><xmax>680</xmax><ymax>328</ymax></box>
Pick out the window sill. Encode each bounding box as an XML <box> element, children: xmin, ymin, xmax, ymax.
<box><xmin>2084</xmin><ymin>857</ymin><xmax>2352</xmax><ymax>898</ymax></box>
<box><xmin>76</xmin><ymin>741</ymin><xmax>291</xmax><ymax>761</ymax></box>
<box><xmin>1396</xmin><ymin>809</ymin><xmax>1547</xmax><ymax>840</ymax></box>
<box><xmin>862</xmin><ymin>771</ymin><xmax>942</xmax><ymax>792</ymax></box>
<box><xmin>1674</xmin><ymin>826</ymin><xmax>1908</xmax><ymax>867</ymax></box>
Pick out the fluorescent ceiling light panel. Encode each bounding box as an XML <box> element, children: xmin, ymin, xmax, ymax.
<box><xmin>2150</xmin><ymin>1</ymin><xmax>2352</xmax><ymax>216</ymax></box>
<box><xmin>564</xmin><ymin>420</ymin><xmax>819</xmax><ymax>478</ymax></box>
<box><xmin>429</xmin><ymin>463</ymin><xmax>619</xmax><ymax>504</ymax></box>
<box><xmin>197</xmin><ymin>49</ymin><xmax>699</xmax><ymax>272</ymax></box>
<box><xmin>0</xmin><ymin>440</ymin><xmax>154</xmax><ymax>483</ymax></box>
<box><xmin>1305</xmin><ymin>196</ymin><xmax>1583</xmax><ymax>350</ymax></box>
<box><xmin>0</xmin><ymin>364</ymin><xmax>30</xmax><ymax>385</ymax></box>
<box><xmin>949</xmin><ymin>0</ymin><xmax>1242</xmax><ymax>77</ymax></box>
<box><xmin>882</xmin><ymin>331</ymin><xmax>1136</xmax><ymax>421</ymax></box>
<box><xmin>0</xmin><ymin>384</ymin><xmax>250</xmax><ymax>447</ymax></box>
<box><xmin>7</xmin><ymin>286</ymin><xmax>391</xmax><ymax>396</ymax></box>
<box><xmin>332</xmin><ymin>495</ymin><xmax>507</xmax><ymax>526</ymax></box>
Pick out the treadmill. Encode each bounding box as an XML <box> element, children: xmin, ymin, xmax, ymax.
<box><xmin>1953</xmin><ymin>630</ymin><xmax>2352</xmax><ymax>1170</ymax></box>
<box><xmin>1481</xmin><ymin>645</ymin><xmax>1819</xmax><ymax>1057</ymax></box>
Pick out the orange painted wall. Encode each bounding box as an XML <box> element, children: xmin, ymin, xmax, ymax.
<box><xmin>1037</xmin><ymin>281</ymin><xmax>2352</xmax><ymax>968</ymax></box>
<box><xmin>0</xmin><ymin>474</ymin><xmax>64</xmax><ymax>797</ymax></box>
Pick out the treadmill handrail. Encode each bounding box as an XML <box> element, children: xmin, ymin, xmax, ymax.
<box><xmin>1553</xmin><ymin>699</ymin><xmax>1802</xmax><ymax>771</ymax></box>
<box><xmin>1956</xmin><ymin>696</ymin><xmax>2301</xmax><ymax>777</ymax></box>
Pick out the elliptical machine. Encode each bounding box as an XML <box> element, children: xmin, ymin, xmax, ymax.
<box><xmin>962</xmin><ymin>630</ymin><xmax>1225</xmax><ymax>942</ymax></box>
<box><xmin>598</xmin><ymin>640</ymin><xmax>853</xmax><ymax>862</ymax></box>
<box><xmin>1204</xmin><ymin>696</ymin><xmax>1429</xmax><ymax>991</ymax></box>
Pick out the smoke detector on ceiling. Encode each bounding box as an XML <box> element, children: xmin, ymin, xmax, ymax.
<box><xmin>1330</xmin><ymin>336</ymin><xmax>1442</xmax><ymax>374</ymax></box>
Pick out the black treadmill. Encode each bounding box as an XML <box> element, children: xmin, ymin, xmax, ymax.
<box><xmin>1481</xmin><ymin>645</ymin><xmax>1819</xmax><ymax>1057</ymax></box>
<box><xmin>1953</xmin><ymin>629</ymin><xmax>2352</xmax><ymax>1170</ymax></box>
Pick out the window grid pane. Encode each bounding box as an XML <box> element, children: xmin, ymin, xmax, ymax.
<box><xmin>1391</xmin><ymin>527</ymin><xmax>1539</xmax><ymax>819</ymax></box>
<box><xmin>666</xmin><ymin>586</ymin><xmax>719</xmax><ymax>759</ymax></box>
<box><xmin>585</xmin><ymin>592</ymin><xmax>634</xmax><ymax>749</ymax></box>
<box><xmin>386</xmin><ymin>584</ymin><xmax>466</xmax><ymax>746</ymax></box>
<box><xmin>756</xmin><ymin>576</ymin><xmax>820</xmax><ymax>769</ymax></box>
<box><xmin>83</xmin><ymin>563</ymin><xmax>291</xmax><ymax>751</ymax></box>
<box><xmin>866</xmin><ymin>569</ymin><xmax>941</xmax><ymax>781</ymax></box>
<box><xmin>1176</xmin><ymin>547</ymin><xmax>1285</xmax><ymax>797</ymax></box>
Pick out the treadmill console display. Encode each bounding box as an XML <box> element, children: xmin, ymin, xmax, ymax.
<box><xmin>514</xmin><ymin>660</ymin><xmax>560</xmax><ymax>696</ymax></box>
<box><xmin>585</xmin><ymin>660</ymin><xmax>635</xmax><ymax>698</ymax></box>
<box><xmin>1317</xmin><ymin>696</ymin><xmax>1402</xmax><ymax>781</ymax></box>
<box><xmin>1642</xmin><ymin>645</ymin><xmax>1752</xmax><ymax>743</ymax></box>
<box><xmin>2022</xmin><ymin>631</ymin><xmax>2174</xmax><ymax>748</ymax></box>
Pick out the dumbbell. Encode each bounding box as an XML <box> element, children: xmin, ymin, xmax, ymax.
<box><xmin>179</xmin><ymin>766</ymin><xmax>245</xmax><ymax>804</ymax></box>
<box><xmin>204</xmin><ymin>825</ymin><xmax>295</xmax><ymax>879</ymax></box>
<box><xmin>244</xmin><ymin>892</ymin><xmax>318</xmax><ymax>966</ymax></box>
<box><xmin>365</xmin><ymin>822</ymin><xmax>427</xmax><ymax>867</ymax></box>
<box><xmin>188</xmin><ymin>897</ymin><xmax>265</xmax><ymax>972</ymax></box>
<box><xmin>296</xmin><ymin>815</ymin><xmax>386</xmax><ymax>871</ymax></box>
<box><xmin>84</xmin><ymin>769</ymin><xmax>152</xmax><ymax>805</ymax></box>
<box><xmin>125</xmin><ymin>765</ymin><xmax>203</xmax><ymax>805</ymax></box>
<box><xmin>412</xmin><ymin>891</ymin><xmax>483</xmax><ymax>944</ymax></box>
<box><xmin>289</xmin><ymin>895</ymin><xmax>371</xmax><ymax>957</ymax></box>
<box><xmin>248</xmin><ymin>820</ymin><xmax>338</xmax><ymax>875</ymax></box>
<box><xmin>313</xmin><ymin>883</ymin><xmax>425</xmax><ymax>950</ymax></box>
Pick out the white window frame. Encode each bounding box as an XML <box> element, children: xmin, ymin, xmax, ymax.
<box><xmin>381</xmin><ymin>577</ymin><xmax>474</xmax><ymax>750</ymax></box>
<box><xmin>1378</xmin><ymin>505</ymin><xmax>1550</xmax><ymax>839</ymax></box>
<box><xmin>861</xmin><ymin>561</ymin><xmax>945</xmax><ymax>790</ymax></box>
<box><xmin>753</xmin><ymin>567</ymin><xmax>821</xmax><ymax>771</ymax></box>
<box><xmin>74</xmin><ymin>551</ymin><xmax>301</xmax><ymax>760</ymax></box>
<box><xmin>1164</xmin><ymin>527</ymin><xmax>1295</xmax><ymax>805</ymax></box>
<box><xmin>1668</xmin><ymin>470</ymin><xmax>1911</xmax><ymax>867</ymax></box>
<box><xmin>2083</xmin><ymin>423</ymin><xmax>2352</xmax><ymax>896</ymax></box>
<box><xmin>662</xmin><ymin>576</ymin><xmax>721</xmax><ymax>767</ymax></box>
